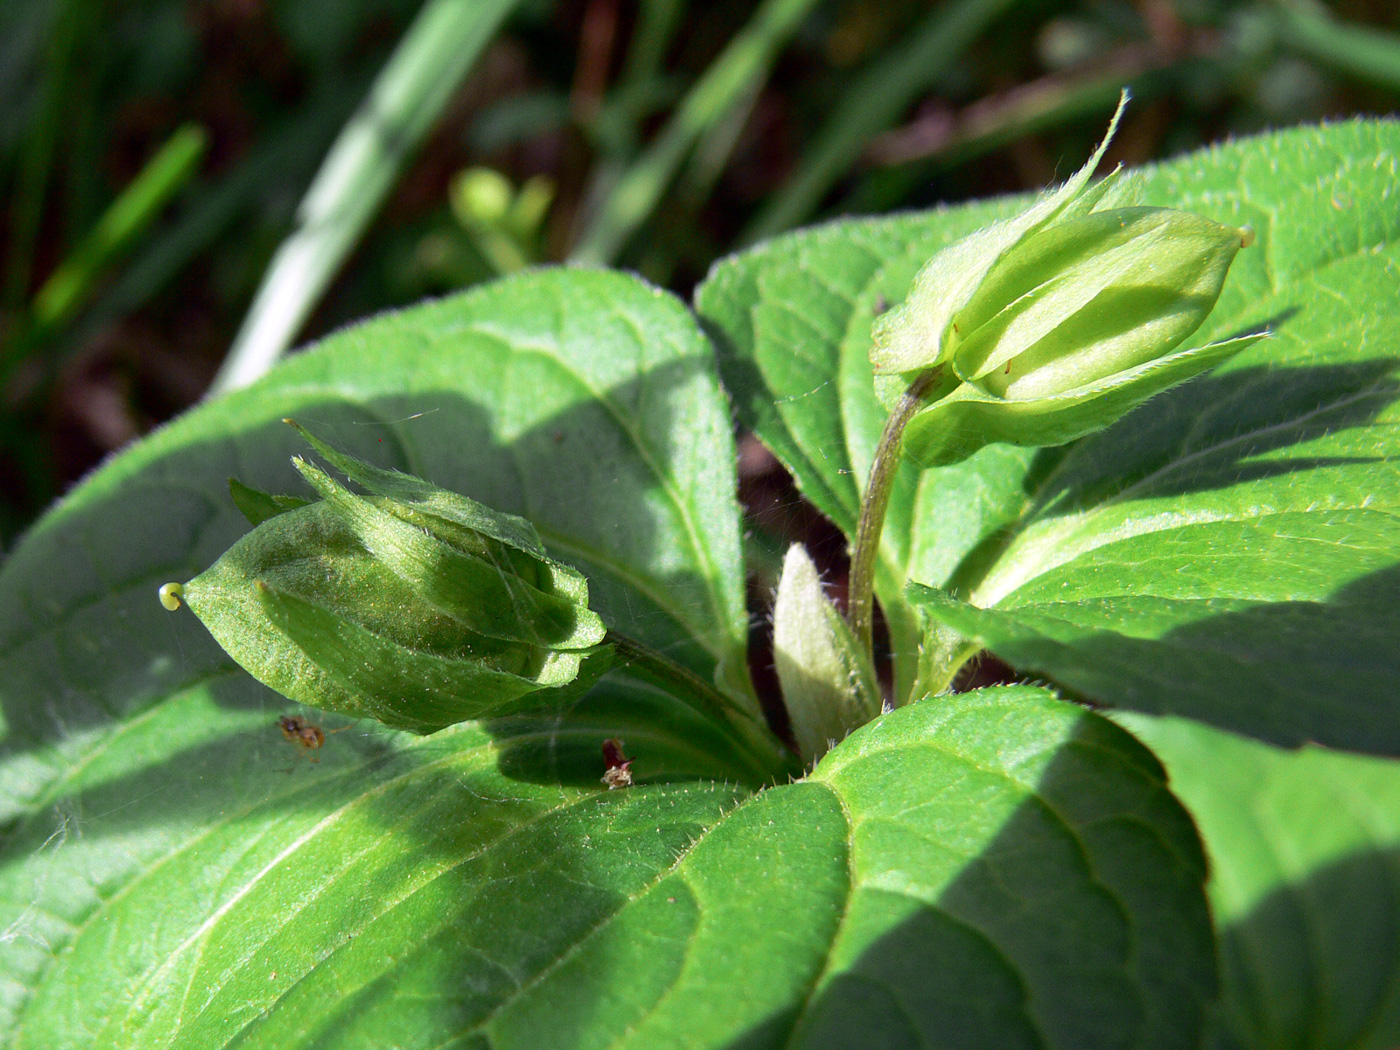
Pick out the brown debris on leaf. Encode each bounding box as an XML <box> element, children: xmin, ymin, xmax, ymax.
<box><xmin>278</xmin><ymin>714</ymin><xmax>326</xmax><ymax>757</ymax></box>
<box><xmin>601</xmin><ymin>737</ymin><xmax>633</xmax><ymax>789</ymax></box>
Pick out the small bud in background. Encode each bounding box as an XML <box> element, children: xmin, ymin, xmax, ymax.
<box><xmin>870</xmin><ymin>92</ymin><xmax>1261</xmax><ymax>467</ymax></box>
<box><xmin>448</xmin><ymin>167</ymin><xmax>556</xmax><ymax>276</ymax></box>
<box><xmin>451</xmin><ymin>167</ymin><xmax>513</xmax><ymax>226</ymax></box>
<box><xmin>162</xmin><ymin>422</ymin><xmax>605</xmax><ymax>733</ymax></box>
<box><xmin>772</xmin><ymin>545</ymin><xmax>882</xmax><ymax>766</ymax></box>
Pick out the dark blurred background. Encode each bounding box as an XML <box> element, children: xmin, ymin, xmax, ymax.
<box><xmin>1</xmin><ymin>0</ymin><xmax>1396</xmax><ymax>548</ymax></box>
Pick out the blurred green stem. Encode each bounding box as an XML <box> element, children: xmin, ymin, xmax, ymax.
<box><xmin>31</xmin><ymin>126</ymin><xmax>207</xmax><ymax>336</ymax></box>
<box><xmin>0</xmin><ymin>124</ymin><xmax>207</xmax><ymax>388</ymax></box>
<box><xmin>3</xmin><ymin>0</ymin><xmax>85</xmax><ymax>312</ymax></box>
<box><xmin>850</xmin><ymin>53</ymin><xmax>1181</xmax><ymax>214</ymax></box>
<box><xmin>620</xmin><ymin>0</ymin><xmax>686</xmax><ymax>88</ymax></box>
<box><xmin>67</xmin><ymin>87</ymin><xmax>357</xmax><ymax>366</ymax></box>
<box><xmin>635</xmin><ymin>75</ymin><xmax>765</xmax><ymax>284</ymax></box>
<box><xmin>742</xmin><ymin>0</ymin><xmax>1022</xmax><ymax>243</ymax></box>
<box><xmin>210</xmin><ymin>0</ymin><xmax>522</xmax><ymax>396</ymax></box>
<box><xmin>569</xmin><ymin>0</ymin><xmax>819</xmax><ymax>266</ymax></box>
<box><xmin>1272</xmin><ymin>0</ymin><xmax>1400</xmax><ymax>92</ymax></box>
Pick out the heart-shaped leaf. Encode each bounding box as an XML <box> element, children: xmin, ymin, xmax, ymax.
<box><xmin>1</xmin><ymin>677</ymin><xmax>1214</xmax><ymax>1047</ymax></box>
<box><xmin>0</xmin><ymin>268</ymin><xmax>758</xmax><ymax>1038</ymax></box>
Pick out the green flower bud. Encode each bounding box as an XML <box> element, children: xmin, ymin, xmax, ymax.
<box><xmin>162</xmin><ymin>422</ymin><xmax>606</xmax><ymax>733</ymax></box>
<box><xmin>772</xmin><ymin>545</ymin><xmax>882</xmax><ymax>766</ymax></box>
<box><xmin>871</xmin><ymin>94</ymin><xmax>1262</xmax><ymax>466</ymax></box>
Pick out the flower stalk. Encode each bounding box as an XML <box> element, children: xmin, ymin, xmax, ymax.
<box><xmin>846</xmin><ymin>366</ymin><xmax>943</xmax><ymax>657</ymax></box>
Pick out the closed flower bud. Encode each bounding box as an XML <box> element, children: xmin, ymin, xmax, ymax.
<box><xmin>871</xmin><ymin>93</ymin><xmax>1261</xmax><ymax>466</ymax></box>
<box><xmin>772</xmin><ymin>545</ymin><xmax>882</xmax><ymax>766</ymax></box>
<box><xmin>163</xmin><ymin>422</ymin><xmax>605</xmax><ymax>733</ymax></box>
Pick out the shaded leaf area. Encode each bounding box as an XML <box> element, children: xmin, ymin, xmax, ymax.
<box><xmin>789</xmin><ymin>687</ymin><xmax>1213</xmax><ymax>1050</ymax></box>
<box><xmin>1</xmin><ymin>686</ymin><xmax>1213</xmax><ymax>1048</ymax></box>
<box><xmin>699</xmin><ymin>119</ymin><xmax>1400</xmax><ymax>751</ymax></box>
<box><xmin>911</xmin><ymin>560</ymin><xmax>1400</xmax><ymax>755</ymax></box>
<box><xmin>0</xmin><ymin>267</ymin><xmax>752</xmax><ymax>759</ymax></box>
<box><xmin>1120</xmin><ymin>714</ymin><xmax>1400</xmax><ymax>1050</ymax></box>
<box><xmin>0</xmin><ymin>268</ymin><xmax>758</xmax><ymax>1036</ymax></box>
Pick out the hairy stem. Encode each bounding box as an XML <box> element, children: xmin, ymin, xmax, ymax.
<box><xmin>607</xmin><ymin>631</ymin><xmax>796</xmax><ymax>780</ymax></box>
<box><xmin>847</xmin><ymin>366</ymin><xmax>943</xmax><ymax>659</ymax></box>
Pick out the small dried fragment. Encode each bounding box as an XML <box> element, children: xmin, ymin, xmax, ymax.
<box><xmin>601</xmin><ymin>737</ymin><xmax>633</xmax><ymax>789</ymax></box>
<box><xmin>279</xmin><ymin>714</ymin><xmax>325</xmax><ymax>751</ymax></box>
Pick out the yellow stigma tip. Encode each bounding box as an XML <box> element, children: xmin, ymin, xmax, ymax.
<box><xmin>158</xmin><ymin>582</ymin><xmax>185</xmax><ymax>611</ymax></box>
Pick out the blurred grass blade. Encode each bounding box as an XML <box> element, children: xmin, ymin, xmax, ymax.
<box><xmin>77</xmin><ymin>87</ymin><xmax>360</xmax><ymax>356</ymax></box>
<box><xmin>636</xmin><ymin>76</ymin><xmax>764</xmax><ymax>283</ymax></box>
<box><xmin>620</xmin><ymin>0</ymin><xmax>686</xmax><ymax>88</ymax></box>
<box><xmin>2</xmin><ymin>0</ymin><xmax>88</xmax><ymax>313</ymax></box>
<box><xmin>0</xmin><ymin>122</ymin><xmax>207</xmax><ymax>389</ymax></box>
<box><xmin>29</xmin><ymin>125</ymin><xmax>207</xmax><ymax>335</ymax></box>
<box><xmin>569</xmin><ymin>0</ymin><xmax>820</xmax><ymax>266</ymax></box>
<box><xmin>742</xmin><ymin>0</ymin><xmax>1023</xmax><ymax>243</ymax></box>
<box><xmin>1272</xmin><ymin>0</ymin><xmax>1400</xmax><ymax>92</ymax></box>
<box><xmin>210</xmin><ymin>0</ymin><xmax>522</xmax><ymax>396</ymax></box>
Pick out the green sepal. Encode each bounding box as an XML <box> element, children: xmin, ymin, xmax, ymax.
<box><xmin>182</xmin><ymin>472</ymin><xmax>608</xmax><ymax>734</ymax></box>
<box><xmin>949</xmin><ymin>207</ymin><xmax>1247</xmax><ymax>395</ymax></box>
<box><xmin>900</xmin><ymin>331</ymin><xmax>1264</xmax><ymax>467</ymax></box>
<box><xmin>286</xmin><ymin>420</ymin><xmax>603</xmax><ymax>623</ymax></box>
<box><xmin>290</xmin><ymin>455</ymin><xmax>605</xmax><ymax>650</ymax></box>
<box><xmin>870</xmin><ymin>94</ymin><xmax>1127</xmax><ymax>376</ymax></box>
<box><xmin>227</xmin><ymin>477</ymin><xmax>309</xmax><ymax>526</ymax></box>
<box><xmin>253</xmin><ymin>580</ymin><xmax>594</xmax><ymax>733</ymax></box>
<box><xmin>772</xmin><ymin>544</ymin><xmax>882</xmax><ymax>765</ymax></box>
<box><xmin>285</xmin><ymin>419</ymin><xmax>547</xmax><ymax>557</ymax></box>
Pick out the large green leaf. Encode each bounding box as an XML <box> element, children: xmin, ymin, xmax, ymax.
<box><xmin>1118</xmin><ymin>713</ymin><xmax>1400</xmax><ymax>1050</ymax></box>
<box><xmin>0</xmin><ymin>268</ymin><xmax>756</xmax><ymax>1035</ymax></box>
<box><xmin>0</xmin><ymin>267</ymin><xmax>753</xmax><ymax>747</ymax></box>
<box><xmin>0</xmin><ymin>674</ymin><xmax>1214</xmax><ymax>1046</ymax></box>
<box><xmin>698</xmin><ymin>120</ymin><xmax>1400</xmax><ymax>753</ymax></box>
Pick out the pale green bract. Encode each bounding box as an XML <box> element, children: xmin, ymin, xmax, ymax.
<box><xmin>771</xmin><ymin>544</ymin><xmax>881</xmax><ymax>765</ymax></box>
<box><xmin>166</xmin><ymin>422</ymin><xmax>608</xmax><ymax>733</ymax></box>
<box><xmin>869</xmin><ymin>96</ymin><xmax>1128</xmax><ymax>379</ymax></box>
<box><xmin>872</xmin><ymin>93</ymin><xmax>1261</xmax><ymax>466</ymax></box>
